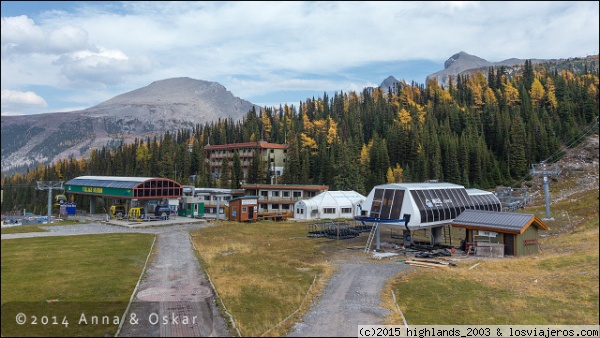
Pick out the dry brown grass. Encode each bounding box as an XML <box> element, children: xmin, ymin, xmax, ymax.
<box><xmin>190</xmin><ymin>220</ymin><xmax>335</xmax><ymax>337</ymax></box>
<box><xmin>383</xmin><ymin>187</ymin><xmax>599</xmax><ymax>325</ymax></box>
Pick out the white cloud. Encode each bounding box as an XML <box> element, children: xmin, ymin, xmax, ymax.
<box><xmin>1</xmin><ymin>15</ymin><xmax>89</xmax><ymax>55</ymax></box>
<box><xmin>0</xmin><ymin>1</ymin><xmax>598</xmax><ymax>114</ymax></box>
<box><xmin>1</xmin><ymin>89</ymin><xmax>47</xmax><ymax>115</ymax></box>
<box><xmin>54</xmin><ymin>47</ymin><xmax>153</xmax><ymax>87</ymax></box>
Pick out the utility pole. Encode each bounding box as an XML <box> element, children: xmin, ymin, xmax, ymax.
<box><xmin>36</xmin><ymin>181</ymin><xmax>64</xmax><ymax>220</ymax></box>
<box><xmin>530</xmin><ymin>163</ymin><xmax>560</xmax><ymax>220</ymax></box>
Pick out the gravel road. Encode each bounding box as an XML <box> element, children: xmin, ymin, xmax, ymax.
<box><xmin>286</xmin><ymin>258</ymin><xmax>406</xmax><ymax>337</ymax></box>
<box><xmin>118</xmin><ymin>229</ymin><xmax>230</xmax><ymax>337</ymax></box>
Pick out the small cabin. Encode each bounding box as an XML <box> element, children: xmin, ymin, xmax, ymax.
<box><xmin>452</xmin><ymin>209</ymin><xmax>548</xmax><ymax>257</ymax></box>
<box><xmin>227</xmin><ymin>196</ymin><xmax>259</xmax><ymax>222</ymax></box>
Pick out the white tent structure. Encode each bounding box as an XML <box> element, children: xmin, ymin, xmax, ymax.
<box><xmin>294</xmin><ymin>190</ymin><xmax>366</xmax><ymax>220</ymax></box>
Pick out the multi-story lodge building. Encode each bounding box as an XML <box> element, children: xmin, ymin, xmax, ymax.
<box><xmin>188</xmin><ymin>187</ymin><xmax>246</xmax><ymax>219</ymax></box>
<box><xmin>204</xmin><ymin>141</ymin><xmax>288</xmax><ymax>180</ymax></box>
<box><xmin>241</xmin><ymin>184</ymin><xmax>329</xmax><ymax>219</ymax></box>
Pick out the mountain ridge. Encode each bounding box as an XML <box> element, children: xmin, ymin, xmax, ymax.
<box><xmin>1</xmin><ymin>77</ymin><xmax>260</xmax><ymax>173</ymax></box>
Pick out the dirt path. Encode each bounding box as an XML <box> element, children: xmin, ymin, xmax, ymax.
<box><xmin>287</xmin><ymin>257</ymin><xmax>406</xmax><ymax>337</ymax></box>
<box><xmin>118</xmin><ymin>230</ymin><xmax>231</xmax><ymax>337</ymax></box>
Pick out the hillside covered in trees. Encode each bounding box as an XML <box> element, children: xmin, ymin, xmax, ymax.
<box><xmin>2</xmin><ymin>57</ymin><xmax>599</xmax><ymax>214</ymax></box>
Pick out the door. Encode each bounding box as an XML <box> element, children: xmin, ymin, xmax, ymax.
<box><xmin>248</xmin><ymin>205</ymin><xmax>254</xmax><ymax>220</ymax></box>
<box><xmin>503</xmin><ymin>233</ymin><xmax>515</xmax><ymax>256</ymax></box>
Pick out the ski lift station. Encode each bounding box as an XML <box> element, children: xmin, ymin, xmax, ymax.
<box><xmin>358</xmin><ymin>182</ymin><xmax>502</xmax><ymax>247</ymax></box>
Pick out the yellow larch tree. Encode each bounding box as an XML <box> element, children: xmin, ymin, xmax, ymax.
<box><xmin>503</xmin><ymin>82</ymin><xmax>520</xmax><ymax>107</ymax></box>
<box><xmin>386</xmin><ymin>163</ymin><xmax>404</xmax><ymax>183</ymax></box>
<box><xmin>260</xmin><ymin>110</ymin><xmax>272</xmax><ymax>140</ymax></box>
<box><xmin>529</xmin><ymin>78</ymin><xmax>545</xmax><ymax>108</ymax></box>
<box><xmin>326</xmin><ymin>117</ymin><xmax>338</xmax><ymax>145</ymax></box>
<box><xmin>483</xmin><ymin>87</ymin><xmax>498</xmax><ymax>107</ymax></box>
<box><xmin>300</xmin><ymin>133</ymin><xmax>318</xmax><ymax>152</ymax></box>
<box><xmin>397</xmin><ymin>107</ymin><xmax>412</xmax><ymax>126</ymax></box>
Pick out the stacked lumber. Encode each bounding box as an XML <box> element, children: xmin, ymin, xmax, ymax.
<box><xmin>404</xmin><ymin>258</ymin><xmax>457</xmax><ymax>269</ymax></box>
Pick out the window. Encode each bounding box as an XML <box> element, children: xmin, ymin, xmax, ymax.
<box><xmin>271</xmin><ymin>191</ymin><xmax>279</xmax><ymax>197</ymax></box>
<box><xmin>281</xmin><ymin>204</ymin><xmax>290</xmax><ymax>210</ymax></box>
<box><xmin>261</xmin><ymin>191</ymin><xmax>268</xmax><ymax>197</ymax></box>
<box><xmin>242</xmin><ymin>207</ymin><xmax>247</xmax><ymax>212</ymax></box>
<box><xmin>260</xmin><ymin>203</ymin><xmax>268</xmax><ymax>210</ymax></box>
<box><xmin>293</xmin><ymin>191</ymin><xmax>302</xmax><ymax>198</ymax></box>
<box><xmin>282</xmin><ymin>191</ymin><xmax>290</xmax><ymax>197</ymax></box>
<box><xmin>341</xmin><ymin>208</ymin><xmax>352</xmax><ymax>214</ymax></box>
<box><xmin>271</xmin><ymin>204</ymin><xmax>279</xmax><ymax>209</ymax></box>
<box><xmin>323</xmin><ymin>208</ymin><xmax>336</xmax><ymax>214</ymax></box>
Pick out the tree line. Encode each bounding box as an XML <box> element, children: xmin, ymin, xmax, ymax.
<box><xmin>2</xmin><ymin>58</ymin><xmax>599</xmax><ymax>214</ymax></box>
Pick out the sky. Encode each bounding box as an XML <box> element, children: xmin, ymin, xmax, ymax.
<box><xmin>1</xmin><ymin>1</ymin><xmax>598</xmax><ymax>116</ymax></box>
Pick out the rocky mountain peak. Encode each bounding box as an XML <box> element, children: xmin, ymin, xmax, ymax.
<box><xmin>1</xmin><ymin>77</ymin><xmax>260</xmax><ymax>173</ymax></box>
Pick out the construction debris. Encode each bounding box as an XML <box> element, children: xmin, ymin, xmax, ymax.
<box><xmin>404</xmin><ymin>259</ymin><xmax>454</xmax><ymax>269</ymax></box>
<box><xmin>371</xmin><ymin>252</ymin><xmax>400</xmax><ymax>260</ymax></box>
<box><xmin>469</xmin><ymin>262</ymin><xmax>481</xmax><ymax>270</ymax></box>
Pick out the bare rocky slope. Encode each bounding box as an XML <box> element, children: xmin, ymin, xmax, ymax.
<box><xmin>425</xmin><ymin>51</ymin><xmax>545</xmax><ymax>87</ymax></box>
<box><xmin>1</xmin><ymin>77</ymin><xmax>259</xmax><ymax>173</ymax></box>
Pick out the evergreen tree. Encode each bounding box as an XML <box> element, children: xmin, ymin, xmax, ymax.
<box><xmin>508</xmin><ymin>115</ymin><xmax>528</xmax><ymax>179</ymax></box>
<box><xmin>231</xmin><ymin>152</ymin><xmax>242</xmax><ymax>188</ymax></box>
<box><xmin>219</xmin><ymin>156</ymin><xmax>231</xmax><ymax>188</ymax></box>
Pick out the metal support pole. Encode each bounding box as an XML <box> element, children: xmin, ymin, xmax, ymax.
<box><xmin>376</xmin><ymin>224</ymin><xmax>380</xmax><ymax>251</ymax></box>
<box><xmin>37</xmin><ymin>181</ymin><xmax>63</xmax><ymax>222</ymax></box>
<box><xmin>47</xmin><ymin>186</ymin><xmax>53</xmax><ymax>219</ymax></box>
<box><xmin>531</xmin><ymin>163</ymin><xmax>559</xmax><ymax>220</ymax></box>
<box><xmin>543</xmin><ymin>176</ymin><xmax>551</xmax><ymax>219</ymax></box>
<box><xmin>217</xmin><ymin>196</ymin><xmax>221</xmax><ymax>221</ymax></box>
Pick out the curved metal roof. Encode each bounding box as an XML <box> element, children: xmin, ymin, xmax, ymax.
<box><xmin>65</xmin><ymin>176</ymin><xmax>183</xmax><ymax>199</ymax></box>
<box><xmin>66</xmin><ymin>176</ymin><xmax>154</xmax><ymax>189</ymax></box>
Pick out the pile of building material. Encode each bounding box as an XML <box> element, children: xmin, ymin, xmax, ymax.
<box><xmin>404</xmin><ymin>258</ymin><xmax>457</xmax><ymax>269</ymax></box>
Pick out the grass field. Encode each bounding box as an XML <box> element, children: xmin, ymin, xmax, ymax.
<box><xmin>1</xmin><ymin>224</ymin><xmax>49</xmax><ymax>234</ymax></box>
<box><xmin>1</xmin><ymin>233</ymin><xmax>155</xmax><ymax>337</ymax></box>
<box><xmin>383</xmin><ymin>188</ymin><xmax>599</xmax><ymax>325</ymax></box>
<box><xmin>190</xmin><ymin>221</ymin><xmax>334</xmax><ymax>337</ymax></box>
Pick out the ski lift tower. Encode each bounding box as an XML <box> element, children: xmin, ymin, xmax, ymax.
<box><xmin>36</xmin><ymin>181</ymin><xmax>64</xmax><ymax>220</ymax></box>
<box><xmin>530</xmin><ymin>163</ymin><xmax>560</xmax><ymax>220</ymax></box>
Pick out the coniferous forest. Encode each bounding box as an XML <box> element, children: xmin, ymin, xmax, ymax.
<box><xmin>2</xmin><ymin>59</ymin><xmax>599</xmax><ymax>214</ymax></box>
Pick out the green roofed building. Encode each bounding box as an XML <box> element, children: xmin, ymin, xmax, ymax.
<box><xmin>66</xmin><ymin>176</ymin><xmax>183</xmax><ymax>199</ymax></box>
<box><xmin>65</xmin><ymin>176</ymin><xmax>183</xmax><ymax>218</ymax></box>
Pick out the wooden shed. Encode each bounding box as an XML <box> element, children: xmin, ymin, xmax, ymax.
<box><xmin>227</xmin><ymin>196</ymin><xmax>258</xmax><ymax>222</ymax></box>
<box><xmin>451</xmin><ymin>210</ymin><xmax>548</xmax><ymax>257</ymax></box>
